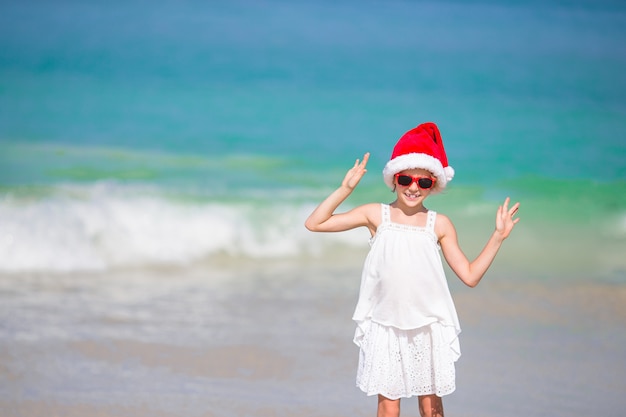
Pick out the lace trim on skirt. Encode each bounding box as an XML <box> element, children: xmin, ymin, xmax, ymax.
<box><xmin>355</xmin><ymin>320</ymin><xmax>458</xmax><ymax>399</ymax></box>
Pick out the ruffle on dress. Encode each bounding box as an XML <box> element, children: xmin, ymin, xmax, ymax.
<box><xmin>355</xmin><ymin>319</ymin><xmax>460</xmax><ymax>399</ymax></box>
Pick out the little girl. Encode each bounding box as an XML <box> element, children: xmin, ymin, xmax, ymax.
<box><xmin>305</xmin><ymin>122</ymin><xmax>520</xmax><ymax>417</ymax></box>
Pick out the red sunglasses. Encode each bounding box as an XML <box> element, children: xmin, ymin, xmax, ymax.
<box><xmin>395</xmin><ymin>173</ymin><xmax>436</xmax><ymax>189</ymax></box>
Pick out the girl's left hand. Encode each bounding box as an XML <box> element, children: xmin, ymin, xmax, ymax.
<box><xmin>495</xmin><ymin>197</ymin><xmax>520</xmax><ymax>239</ymax></box>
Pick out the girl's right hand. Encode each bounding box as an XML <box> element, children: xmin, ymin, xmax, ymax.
<box><xmin>342</xmin><ymin>153</ymin><xmax>370</xmax><ymax>190</ymax></box>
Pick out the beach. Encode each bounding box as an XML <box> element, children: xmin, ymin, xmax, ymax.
<box><xmin>1</xmin><ymin>0</ymin><xmax>625</xmax><ymax>415</ymax></box>
<box><xmin>1</xmin><ymin>257</ymin><xmax>625</xmax><ymax>417</ymax></box>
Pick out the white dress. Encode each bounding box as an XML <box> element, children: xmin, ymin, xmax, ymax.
<box><xmin>353</xmin><ymin>204</ymin><xmax>461</xmax><ymax>399</ymax></box>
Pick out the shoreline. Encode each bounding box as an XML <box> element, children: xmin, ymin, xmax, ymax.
<box><xmin>1</xmin><ymin>266</ymin><xmax>625</xmax><ymax>416</ymax></box>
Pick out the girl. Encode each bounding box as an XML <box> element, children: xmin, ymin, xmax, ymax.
<box><xmin>304</xmin><ymin>122</ymin><xmax>520</xmax><ymax>417</ymax></box>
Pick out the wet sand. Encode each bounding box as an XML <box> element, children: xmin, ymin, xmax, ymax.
<box><xmin>1</xmin><ymin>263</ymin><xmax>625</xmax><ymax>416</ymax></box>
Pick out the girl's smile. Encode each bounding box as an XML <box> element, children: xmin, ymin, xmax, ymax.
<box><xmin>403</xmin><ymin>190</ymin><xmax>422</xmax><ymax>201</ymax></box>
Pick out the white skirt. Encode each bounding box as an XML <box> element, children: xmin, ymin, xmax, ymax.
<box><xmin>355</xmin><ymin>320</ymin><xmax>458</xmax><ymax>399</ymax></box>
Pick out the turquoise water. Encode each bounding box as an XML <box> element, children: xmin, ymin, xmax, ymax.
<box><xmin>1</xmin><ymin>4</ymin><xmax>626</xmax><ymax>416</ymax></box>
<box><xmin>0</xmin><ymin>0</ymin><xmax>625</xmax><ymax>275</ymax></box>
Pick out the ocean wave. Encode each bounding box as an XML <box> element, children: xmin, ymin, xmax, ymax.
<box><xmin>0</xmin><ymin>185</ymin><xmax>367</xmax><ymax>273</ymax></box>
<box><xmin>1</xmin><ymin>181</ymin><xmax>624</xmax><ymax>277</ymax></box>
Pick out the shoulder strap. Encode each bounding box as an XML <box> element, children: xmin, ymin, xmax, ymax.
<box><xmin>381</xmin><ymin>203</ymin><xmax>391</xmax><ymax>224</ymax></box>
<box><xmin>426</xmin><ymin>210</ymin><xmax>437</xmax><ymax>232</ymax></box>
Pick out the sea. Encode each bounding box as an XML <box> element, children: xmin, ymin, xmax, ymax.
<box><xmin>0</xmin><ymin>1</ymin><xmax>625</xmax><ymax>416</ymax></box>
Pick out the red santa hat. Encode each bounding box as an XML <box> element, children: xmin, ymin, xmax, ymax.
<box><xmin>382</xmin><ymin>122</ymin><xmax>454</xmax><ymax>193</ymax></box>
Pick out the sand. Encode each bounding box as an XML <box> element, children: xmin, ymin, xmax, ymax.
<box><xmin>1</xmin><ymin>262</ymin><xmax>625</xmax><ymax>416</ymax></box>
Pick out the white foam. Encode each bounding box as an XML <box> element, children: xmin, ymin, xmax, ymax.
<box><xmin>0</xmin><ymin>186</ymin><xmax>367</xmax><ymax>273</ymax></box>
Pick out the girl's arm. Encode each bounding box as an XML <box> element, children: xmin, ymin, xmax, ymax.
<box><xmin>437</xmin><ymin>197</ymin><xmax>520</xmax><ymax>287</ymax></box>
<box><xmin>304</xmin><ymin>153</ymin><xmax>375</xmax><ymax>233</ymax></box>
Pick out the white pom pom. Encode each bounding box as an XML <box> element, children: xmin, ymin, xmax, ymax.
<box><xmin>444</xmin><ymin>166</ymin><xmax>455</xmax><ymax>181</ymax></box>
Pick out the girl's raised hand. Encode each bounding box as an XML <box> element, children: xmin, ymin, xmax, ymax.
<box><xmin>342</xmin><ymin>152</ymin><xmax>370</xmax><ymax>190</ymax></box>
<box><xmin>495</xmin><ymin>197</ymin><xmax>520</xmax><ymax>239</ymax></box>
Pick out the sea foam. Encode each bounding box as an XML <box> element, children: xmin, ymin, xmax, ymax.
<box><xmin>0</xmin><ymin>184</ymin><xmax>366</xmax><ymax>273</ymax></box>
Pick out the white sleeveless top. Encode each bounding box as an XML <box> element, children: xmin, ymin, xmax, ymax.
<box><xmin>352</xmin><ymin>204</ymin><xmax>461</xmax><ymax>352</ymax></box>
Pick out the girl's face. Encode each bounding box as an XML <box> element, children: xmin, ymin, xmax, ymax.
<box><xmin>394</xmin><ymin>168</ymin><xmax>436</xmax><ymax>206</ymax></box>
